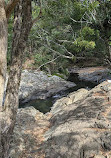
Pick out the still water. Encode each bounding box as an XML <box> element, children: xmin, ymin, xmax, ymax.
<box><xmin>19</xmin><ymin>73</ymin><xmax>97</xmax><ymax>113</ymax></box>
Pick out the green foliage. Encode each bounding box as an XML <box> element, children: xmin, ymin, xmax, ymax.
<box><xmin>52</xmin><ymin>68</ymin><xmax>70</xmax><ymax>79</ymax></box>
<box><xmin>22</xmin><ymin>0</ymin><xmax>111</xmax><ymax>74</ymax></box>
<box><xmin>86</xmin><ymin>0</ymin><xmax>99</xmax><ymax>11</ymax></box>
<box><xmin>74</xmin><ymin>38</ymin><xmax>96</xmax><ymax>52</ymax></box>
<box><xmin>34</xmin><ymin>53</ymin><xmax>52</xmax><ymax>66</ymax></box>
<box><xmin>73</xmin><ymin>26</ymin><xmax>96</xmax><ymax>53</ymax></box>
<box><xmin>81</xmin><ymin>27</ymin><xmax>95</xmax><ymax>39</ymax></box>
<box><xmin>32</xmin><ymin>2</ymin><xmax>41</xmax><ymax>19</ymax></box>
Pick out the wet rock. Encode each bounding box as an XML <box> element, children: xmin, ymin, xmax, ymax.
<box><xmin>19</xmin><ymin>70</ymin><xmax>76</xmax><ymax>103</ymax></box>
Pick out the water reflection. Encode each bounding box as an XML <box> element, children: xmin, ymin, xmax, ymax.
<box><xmin>19</xmin><ymin>73</ymin><xmax>97</xmax><ymax>113</ymax></box>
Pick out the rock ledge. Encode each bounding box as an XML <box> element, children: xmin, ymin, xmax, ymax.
<box><xmin>19</xmin><ymin>70</ymin><xmax>76</xmax><ymax>103</ymax></box>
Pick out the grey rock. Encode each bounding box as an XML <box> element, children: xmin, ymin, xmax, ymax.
<box><xmin>10</xmin><ymin>106</ymin><xmax>50</xmax><ymax>158</ymax></box>
<box><xmin>44</xmin><ymin>81</ymin><xmax>111</xmax><ymax>158</ymax></box>
<box><xmin>69</xmin><ymin>67</ymin><xmax>111</xmax><ymax>83</ymax></box>
<box><xmin>19</xmin><ymin>70</ymin><xmax>76</xmax><ymax>103</ymax></box>
<box><xmin>10</xmin><ymin>81</ymin><xmax>111</xmax><ymax>158</ymax></box>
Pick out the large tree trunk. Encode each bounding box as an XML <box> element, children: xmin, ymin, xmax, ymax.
<box><xmin>0</xmin><ymin>0</ymin><xmax>32</xmax><ymax>157</ymax></box>
<box><xmin>0</xmin><ymin>0</ymin><xmax>7</xmax><ymax>107</ymax></box>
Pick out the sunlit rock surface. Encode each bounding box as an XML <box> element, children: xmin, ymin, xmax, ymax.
<box><xmin>69</xmin><ymin>67</ymin><xmax>111</xmax><ymax>83</ymax></box>
<box><xmin>11</xmin><ymin>81</ymin><xmax>111</xmax><ymax>158</ymax></box>
<box><xmin>10</xmin><ymin>107</ymin><xmax>51</xmax><ymax>158</ymax></box>
<box><xmin>44</xmin><ymin>81</ymin><xmax>111</xmax><ymax>158</ymax></box>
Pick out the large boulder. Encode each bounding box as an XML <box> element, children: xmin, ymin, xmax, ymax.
<box><xmin>44</xmin><ymin>81</ymin><xmax>111</xmax><ymax>158</ymax></box>
<box><xmin>10</xmin><ymin>81</ymin><xmax>111</xmax><ymax>158</ymax></box>
<box><xmin>19</xmin><ymin>70</ymin><xmax>76</xmax><ymax>103</ymax></box>
<box><xmin>69</xmin><ymin>67</ymin><xmax>111</xmax><ymax>83</ymax></box>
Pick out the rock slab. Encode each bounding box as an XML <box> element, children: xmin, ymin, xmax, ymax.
<box><xmin>44</xmin><ymin>81</ymin><xmax>111</xmax><ymax>158</ymax></box>
<box><xmin>19</xmin><ymin>70</ymin><xmax>76</xmax><ymax>103</ymax></box>
<box><xmin>10</xmin><ymin>107</ymin><xmax>51</xmax><ymax>158</ymax></box>
<box><xmin>69</xmin><ymin>67</ymin><xmax>111</xmax><ymax>83</ymax></box>
<box><xmin>11</xmin><ymin>81</ymin><xmax>111</xmax><ymax>158</ymax></box>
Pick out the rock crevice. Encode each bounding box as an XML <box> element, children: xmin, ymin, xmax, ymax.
<box><xmin>11</xmin><ymin>81</ymin><xmax>111</xmax><ymax>158</ymax></box>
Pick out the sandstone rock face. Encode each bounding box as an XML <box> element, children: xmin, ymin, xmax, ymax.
<box><xmin>11</xmin><ymin>81</ymin><xmax>111</xmax><ymax>158</ymax></box>
<box><xmin>51</xmin><ymin>88</ymin><xmax>89</xmax><ymax>115</ymax></box>
<box><xmin>19</xmin><ymin>70</ymin><xmax>76</xmax><ymax>103</ymax></box>
<box><xmin>10</xmin><ymin>107</ymin><xmax>51</xmax><ymax>158</ymax></box>
<box><xmin>44</xmin><ymin>81</ymin><xmax>111</xmax><ymax>158</ymax></box>
<box><xmin>69</xmin><ymin>67</ymin><xmax>111</xmax><ymax>83</ymax></box>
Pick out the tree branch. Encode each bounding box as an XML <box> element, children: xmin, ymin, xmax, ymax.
<box><xmin>5</xmin><ymin>0</ymin><xmax>20</xmax><ymax>19</ymax></box>
<box><xmin>70</xmin><ymin>17</ymin><xmax>92</xmax><ymax>24</ymax></box>
<box><xmin>44</xmin><ymin>45</ymin><xmax>74</xmax><ymax>59</ymax></box>
<box><xmin>32</xmin><ymin>8</ymin><xmax>42</xmax><ymax>25</ymax></box>
<box><xmin>37</xmin><ymin>56</ymin><xmax>60</xmax><ymax>71</ymax></box>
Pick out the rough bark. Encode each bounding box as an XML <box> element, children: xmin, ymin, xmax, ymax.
<box><xmin>5</xmin><ymin>0</ymin><xmax>20</xmax><ymax>19</ymax></box>
<box><xmin>0</xmin><ymin>0</ymin><xmax>7</xmax><ymax>108</ymax></box>
<box><xmin>0</xmin><ymin>0</ymin><xmax>32</xmax><ymax>157</ymax></box>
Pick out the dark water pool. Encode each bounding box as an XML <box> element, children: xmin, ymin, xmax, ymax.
<box><xmin>19</xmin><ymin>73</ymin><xmax>97</xmax><ymax>113</ymax></box>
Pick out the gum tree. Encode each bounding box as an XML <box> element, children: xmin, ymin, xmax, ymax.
<box><xmin>0</xmin><ymin>0</ymin><xmax>41</xmax><ymax>157</ymax></box>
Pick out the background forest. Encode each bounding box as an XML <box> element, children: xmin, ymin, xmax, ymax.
<box><xmin>8</xmin><ymin>0</ymin><xmax>111</xmax><ymax>75</ymax></box>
